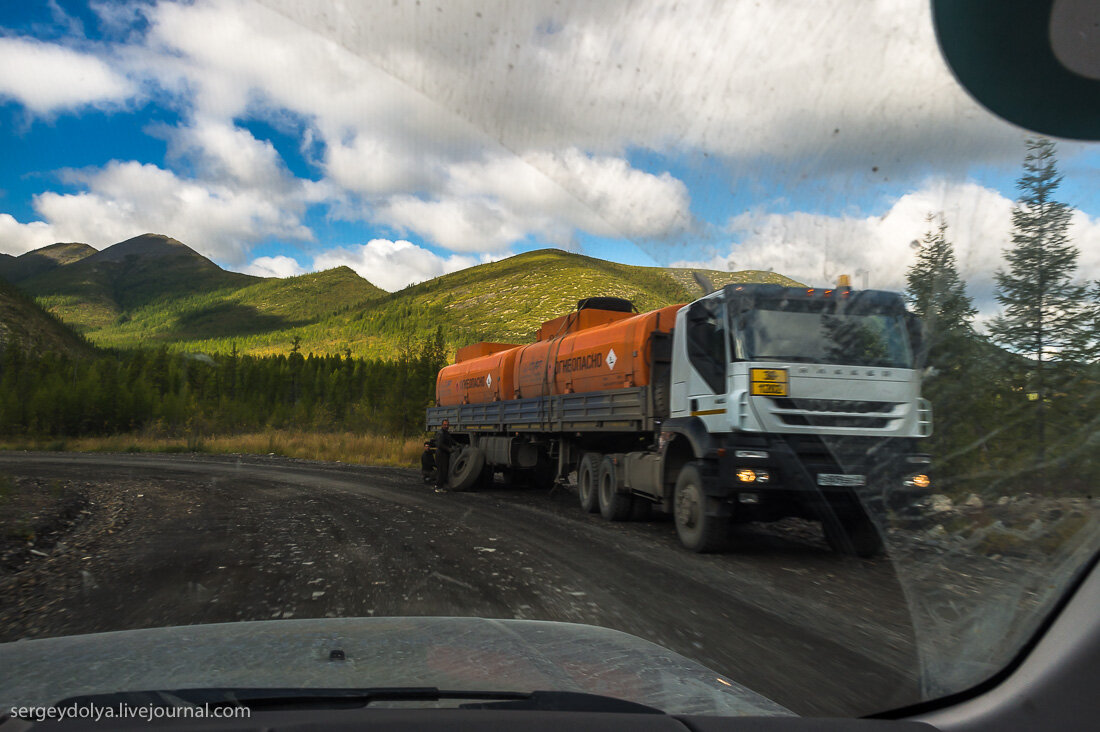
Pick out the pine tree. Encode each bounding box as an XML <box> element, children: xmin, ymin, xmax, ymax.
<box><xmin>989</xmin><ymin>137</ymin><xmax>1091</xmax><ymax>464</ymax></box>
<box><xmin>905</xmin><ymin>215</ymin><xmax>986</xmax><ymax>485</ymax></box>
<box><xmin>906</xmin><ymin>214</ymin><xmax>977</xmax><ymax>367</ymax></box>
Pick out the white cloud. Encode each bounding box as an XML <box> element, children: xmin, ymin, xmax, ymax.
<box><xmin>672</xmin><ymin>179</ymin><xmax>1100</xmax><ymax>320</ymax></box>
<box><xmin>242</xmin><ymin>254</ymin><xmax>306</xmax><ymax>278</ymax></box>
<box><xmin>32</xmin><ymin>161</ymin><xmax>313</xmax><ymax>263</ymax></box>
<box><xmin>374</xmin><ymin>196</ymin><xmax>531</xmax><ymax>253</ymax></box>
<box><xmin>256</xmin><ymin>0</ymin><xmax>1023</xmax><ymax>176</ymax></box>
<box><xmin>167</xmin><ymin>117</ymin><xmax>289</xmax><ymax>189</ymax></box>
<box><xmin>312</xmin><ymin>239</ymin><xmax>487</xmax><ymax>291</ymax></box>
<box><xmin>372</xmin><ymin>149</ymin><xmax>691</xmax><ymax>251</ymax></box>
<box><xmin>0</xmin><ymin>214</ymin><xmax>61</xmax><ymax>256</ymax></box>
<box><xmin>0</xmin><ymin>37</ymin><xmax>134</xmax><ymax>113</ymax></box>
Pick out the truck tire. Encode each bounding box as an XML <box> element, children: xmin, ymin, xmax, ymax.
<box><xmin>449</xmin><ymin>446</ymin><xmax>486</xmax><ymax>492</ymax></box>
<box><xmin>598</xmin><ymin>455</ymin><xmax>633</xmax><ymax>521</ymax></box>
<box><xmin>674</xmin><ymin>461</ymin><xmax>728</xmax><ymax>552</ymax></box>
<box><xmin>578</xmin><ymin>453</ymin><xmax>601</xmax><ymax>513</ymax></box>
<box><xmin>822</xmin><ymin>510</ymin><xmax>884</xmax><ymax>558</ymax></box>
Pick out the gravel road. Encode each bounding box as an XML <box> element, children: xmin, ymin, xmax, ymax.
<box><xmin>0</xmin><ymin>452</ymin><xmax>921</xmax><ymax>716</ymax></box>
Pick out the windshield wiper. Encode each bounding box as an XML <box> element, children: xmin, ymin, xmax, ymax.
<box><xmin>57</xmin><ymin>688</ymin><xmax>664</xmax><ymax>714</ymax></box>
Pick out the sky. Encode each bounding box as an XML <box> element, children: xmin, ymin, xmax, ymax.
<box><xmin>1</xmin><ymin>0</ymin><xmax>1098</xmax><ymax>321</ymax></box>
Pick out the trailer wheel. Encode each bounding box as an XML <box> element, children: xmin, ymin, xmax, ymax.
<box><xmin>578</xmin><ymin>453</ymin><xmax>601</xmax><ymax>513</ymax></box>
<box><xmin>598</xmin><ymin>456</ymin><xmax>633</xmax><ymax>521</ymax></box>
<box><xmin>449</xmin><ymin>446</ymin><xmax>486</xmax><ymax>492</ymax></box>
<box><xmin>673</xmin><ymin>462</ymin><xmax>728</xmax><ymax>552</ymax></box>
<box><xmin>822</xmin><ymin>510</ymin><xmax>884</xmax><ymax>558</ymax></box>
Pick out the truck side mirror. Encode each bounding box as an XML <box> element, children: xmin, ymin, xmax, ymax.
<box><xmin>904</xmin><ymin>312</ymin><xmax>926</xmax><ymax>368</ymax></box>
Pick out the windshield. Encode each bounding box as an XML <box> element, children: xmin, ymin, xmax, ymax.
<box><xmin>1</xmin><ymin>0</ymin><xmax>1098</xmax><ymax>724</ymax></box>
<box><xmin>737</xmin><ymin>299</ymin><xmax>914</xmax><ymax>368</ymax></box>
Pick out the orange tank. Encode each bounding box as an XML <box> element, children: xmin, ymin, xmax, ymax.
<box><xmin>455</xmin><ymin>342</ymin><xmax>520</xmax><ymax>363</ymax></box>
<box><xmin>436</xmin><ymin>346</ymin><xmax>520</xmax><ymax>406</ymax></box>
<box><xmin>536</xmin><ymin>308</ymin><xmax>633</xmax><ymax>341</ymax></box>
<box><xmin>513</xmin><ymin>304</ymin><xmax>684</xmax><ymax>398</ymax></box>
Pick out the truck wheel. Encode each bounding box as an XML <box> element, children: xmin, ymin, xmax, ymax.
<box><xmin>449</xmin><ymin>446</ymin><xmax>486</xmax><ymax>492</ymax></box>
<box><xmin>822</xmin><ymin>510</ymin><xmax>884</xmax><ymax>558</ymax></box>
<box><xmin>674</xmin><ymin>462</ymin><xmax>728</xmax><ymax>552</ymax></box>
<box><xmin>598</xmin><ymin>456</ymin><xmax>633</xmax><ymax>521</ymax></box>
<box><xmin>578</xmin><ymin>453</ymin><xmax>601</xmax><ymax>513</ymax></box>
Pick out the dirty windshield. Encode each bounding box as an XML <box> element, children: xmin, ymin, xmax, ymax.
<box><xmin>0</xmin><ymin>0</ymin><xmax>1098</xmax><ymax>722</ymax></box>
<box><xmin>737</xmin><ymin>299</ymin><xmax>914</xmax><ymax>369</ymax></box>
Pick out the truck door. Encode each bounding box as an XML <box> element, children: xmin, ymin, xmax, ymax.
<box><xmin>673</xmin><ymin>297</ymin><xmax>731</xmax><ymax>426</ymax></box>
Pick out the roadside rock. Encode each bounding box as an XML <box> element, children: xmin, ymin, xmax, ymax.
<box><xmin>929</xmin><ymin>494</ymin><xmax>953</xmax><ymax>513</ymax></box>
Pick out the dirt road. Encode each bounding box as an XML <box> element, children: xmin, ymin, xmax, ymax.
<box><xmin>0</xmin><ymin>452</ymin><xmax>920</xmax><ymax>716</ymax></box>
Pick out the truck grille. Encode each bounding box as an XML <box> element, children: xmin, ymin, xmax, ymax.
<box><xmin>777</xmin><ymin>414</ymin><xmax>891</xmax><ymax>428</ymax></box>
<box><xmin>769</xmin><ymin>398</ymin><xmax>898</xmax><ymax>414</ymax></box>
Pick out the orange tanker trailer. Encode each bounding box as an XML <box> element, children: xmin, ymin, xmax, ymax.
<box><xmin>435</xmin><ymin>298</ymin><xmax>684</xmax><ymax>406</ymax></box>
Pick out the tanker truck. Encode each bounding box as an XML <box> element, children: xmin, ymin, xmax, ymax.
<box><xmin>425</xmin><ymin>279</ymin><xmax>932</xmax><ymax>555</ymax></box>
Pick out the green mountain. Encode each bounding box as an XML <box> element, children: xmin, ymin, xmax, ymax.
<box><xmin>15</xmin><ymin>238</ymin><xmax>802</xmax><ymax>359</ymax></box>
<box><xmin>21</xmin><ymin>234</ymin><xmax>260</xmax><ymax>330</ymax></box>
<box><xmin>90</xmin><ymin>265</ymin><xmax>386</xmax><ymax>351</ymax></box>
<box><xmin>166</xmin><ymin>249</ymin><xmax>803</xmax><ymax>358</ymax></box>
<box><xmin>0</xmin><ymin>277</ymin><xmax>93</xmax><ymax>358</ymax></box>
<box><xmin>0</xmin><ymin>242</ymin><xmax>97</xmax><ymax>284</ymax></box>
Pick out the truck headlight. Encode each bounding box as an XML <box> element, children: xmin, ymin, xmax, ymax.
<box><xmin>736</xmin><ymin>469</ymin><xmax>770</xmax><ymax>483</ymax></box>
<box><xmin>905</xmin><ymin>474</ymin><xmax>931</xmax><ymax>489</ymax></box>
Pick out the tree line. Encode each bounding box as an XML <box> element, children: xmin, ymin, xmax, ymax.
<box><xmin>0</xmin><ymin>329</ymin><xmax>447</xmax><ymax>439</ymax></box>
<box><xmin>906</xmin><ymin>137</ymin><xmax>1099</xmax><ymax>496</ymax></box>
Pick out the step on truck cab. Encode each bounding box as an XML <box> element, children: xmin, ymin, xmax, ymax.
<box><xmin>426</xmin><ymin>281</ymin><xmax>933</xmax><ymax>556</ymax></box>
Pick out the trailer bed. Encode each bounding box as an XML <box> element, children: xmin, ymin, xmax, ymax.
<box><xmin>426</xmin><ymin>387</ymin><xmax>657</xmax><ymax>434</ymax></box>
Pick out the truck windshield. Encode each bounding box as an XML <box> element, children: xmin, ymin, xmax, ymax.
<box><xmin>736</xmin><ymin>299</ymin><xmax>914</xmax><ymax>369</ymax></box>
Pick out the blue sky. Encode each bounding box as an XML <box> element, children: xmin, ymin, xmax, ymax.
<box><xmin>1</xmin><ymin>0</ymin><xmax>1098</xmax><ymax>315</ymax></box>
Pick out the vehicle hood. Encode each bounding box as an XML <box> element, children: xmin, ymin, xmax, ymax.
<box><xmin>0</xmin><ymin>617</ymin><xmax>792</xmax><ymax>716</ymax></box>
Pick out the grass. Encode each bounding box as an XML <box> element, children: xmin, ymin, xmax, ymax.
<box><xmin>0</xmin><ymin>431</ymin><xmax>424</xmax><ymax>468</ymax></box>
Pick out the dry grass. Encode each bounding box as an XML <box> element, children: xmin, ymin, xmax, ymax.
<box><xmin>0</xmin><ymin>430</ymin><xmax>423</xmax><ymax>468</ymax></box>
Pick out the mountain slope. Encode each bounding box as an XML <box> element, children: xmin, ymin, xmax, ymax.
<box><xmin>90</xmin><ymin>265</ymin><xmax>386</xmax><ymax>349</ymax></box>
<box><xmin>12</xmin><ymin>239</ymin><xmax>805</xmax><ymax>359</ymax></box>
<box><xmin>167</xmin><ymin>249</ymin><xmax>804</xmax><ymax>358</ymax></box>
<box><xmin>0</xmin><ymin>277</ymin><xmax>93</xmax><ymax>358</ymax></box>
<box><xmin>0</xmin><ymin>242</ymin><xmax>97</xmax><ymax>284</ymax></box>
<box><xmin>22</xmin><ymin>234</ymin><xmax>260</xmax><ymax>330</ymax></box>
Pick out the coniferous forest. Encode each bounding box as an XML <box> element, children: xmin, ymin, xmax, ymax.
<box><xmin>0</xmin><ymin>331</ymin><xmax>446</xmax><ymax>440</ymax></box>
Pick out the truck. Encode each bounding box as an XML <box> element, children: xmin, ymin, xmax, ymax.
<box><xmin>425</xmin><ymin>279</ymin><xmax>932</xmax><ymax>556</ymax></box>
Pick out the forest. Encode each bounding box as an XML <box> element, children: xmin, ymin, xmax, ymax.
<box><xmin>0</xmin><ymin>330</ymin><xmax>446</xmax><ymax>442</ymax></box>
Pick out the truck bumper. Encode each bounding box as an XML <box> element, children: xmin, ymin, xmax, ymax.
<box><xmin>704</xmin><ymin>434</ymin><xmax>931</xmax><ymax>522</ymax></box>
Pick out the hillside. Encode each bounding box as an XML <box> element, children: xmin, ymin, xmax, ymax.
<box><xmin>0</xmin><ymin>277</ymin><xmax>93</xmax><ymax>358</ymax></box>
<box><xmin>12</xmin><ymin>238</ymin><xmax>804</xmax><ymax>359</ymax></box>
<box><xmin>90</xmin><ymin>266</ymin><xmax>386</xmax><ymax>349</ymax></box>
<box><xmin>22</xmin><ymin>234</ymin><xmax>260</xmax><ymax>331</ymax></box>
<box><xmin>0</xmin><ymin>242</ymin><xmax>97</xmax><ymax>284</ymax></box>
<box><xmin>171</xmin><ymin>249</ymin><xmax>804</xmax><ymax>358</ymax></box>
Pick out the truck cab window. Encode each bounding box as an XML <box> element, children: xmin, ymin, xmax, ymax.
<box><xmin>686</xmin><ymin>299</ymin><xmax>727</xmax><ymax>393</ymax></box>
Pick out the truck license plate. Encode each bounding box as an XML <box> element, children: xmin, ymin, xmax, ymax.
<box><xmin>750</xmin><ymin>368</ymin><xmax>788</xmax><ymax>396</ymax></box>
<box><xmin>817</xmin><ymin>473</ymin><xmax>866</xmax><ymax>487</ymax></box>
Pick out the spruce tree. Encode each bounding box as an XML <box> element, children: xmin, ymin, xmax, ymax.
<box><xmin>906</xmin><ymin>214</ymin><xmax>977</xmax><ymax>365</ymax></box>
<box><xmin>989</xmin><ymin>137</ymin><xmax>1090</xmax><ymax>463</ymax></box>
<box><xmin>905</xmin><ymin>215</ymin><xmax>983</xmax><ymax>484</ymax></box>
